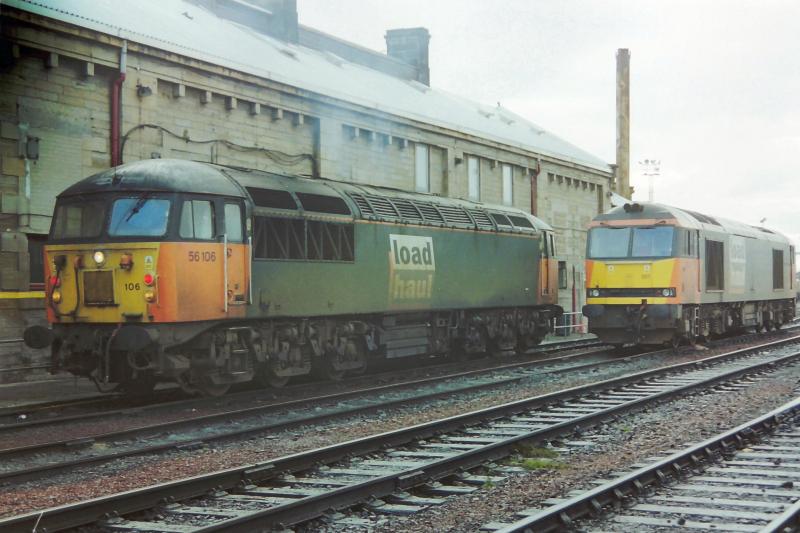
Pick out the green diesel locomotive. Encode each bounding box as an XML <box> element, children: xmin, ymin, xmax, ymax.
<box><xmin>29</xmin><ymin>159</ymin><xmax>563</xmax><ymax>395</ymax></box>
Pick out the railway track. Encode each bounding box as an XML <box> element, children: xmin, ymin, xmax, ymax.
<box><xmin>0</xmin><ymin>337</ymin><xmax>605</xmax><ymax>426</ymax></box>
<box><xmin>4</xmin><ymin>326</ymin><xmax>795</xmax><ymax>426</ymax></box>
<box><xmin>492</xmin><ymin>395</ymin><xmax>800</xmax><ymax>532</ymax></box>
<box><xmin>0</xmin><ymin>340</ymin><xmax>659</xmax><ymax>486</ymax></box>
<box><xmin>3</xmin><ymin>325</ymin><xmax>795</xmax><ymax>429</ymax></box>
<box><xmin>2</xmin><ymin>335</ymin><xmax>799</xmax><ymax>532</ymax></box>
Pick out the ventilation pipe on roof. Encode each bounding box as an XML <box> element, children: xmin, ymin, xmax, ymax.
<box><xmin>110</xmin><ymin>40</ymin><xmax>127</xmax><ymax>167</ymax></box>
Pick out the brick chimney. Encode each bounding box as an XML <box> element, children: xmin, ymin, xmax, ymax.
<box><xmin>190</xmin><ymin>0</ymin><xmax>298</xmax><ymax>42</ymax></box>
<box><xmin>385</xmin><ymin>28</ymin><xmax>430</xmax><ymax>85</ymax></box>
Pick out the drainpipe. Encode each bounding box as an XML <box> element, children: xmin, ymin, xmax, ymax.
<box><xmin>571</xmin><ymin>265</ymin><xmax>577</xmax><ymax>333</ymax></box>
<box><xmin>110</xmin><ymin>40</ymin><xmax>127</xmax><ymax>167</ymax></box>
<box><xmin>530</xmin><ymin>159</ymin><xmax>540</xmax><ymax>216</ymax></box>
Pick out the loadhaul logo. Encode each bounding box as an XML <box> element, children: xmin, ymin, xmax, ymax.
<box><xmin>389</xmin><ymin>234</ymin><xmax>435</xmax><ymax>301</ymax></box>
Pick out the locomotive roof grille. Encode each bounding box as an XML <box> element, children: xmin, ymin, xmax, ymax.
<box><xmin>296</xmin><ymin>192</ymin><xmax>351</xmax><ymax>215</ymax></box>
<box><xmin>345</xmin><ymin>191</ymin><xmax>538</xmax><ymax>233</ymax></box>
<box><xmin>469</xmin><ymin>210</ymin><xmax>495</xmax><ymax>230</ymax></box>
<box><xmin>508</xmin><ymin>215</ymin><xmax>534</xmax><ymax>229</ymax></box>
<box><xmin>246</xmin><ymin>187</ymin><xmax>297</xmax><ymax>210</ymax></box>
<box><xmin>491</xmin><ymin>213</ymin><xmax>512</xmax><ymax>226</ymax></box>
<box><xmin>392</xmin><ymin>198</ymin><xmax>424</xmax><ymax>221</ymax></box>
<box><xmin>416</xmin><ymin>203</ymin><xmax>445</xmax><ymax>224</ymax></box>
<box><xmin>365</xmin><ymin>195</ymin><xmax>401</xmax><ymax>218</ymax></box>
<box><xmin>436</xmin><ymin>204</ymin><xmax>474</xmax><ymax>226</ymax></box>
<box><xmin>349</xmin><ymin>194</ymin><xmax>374</xmax><ymax>216</ymax></box>
<box><xmin>685</xmin><ymin>209</ymin><xmax>721</xmax><ymax>226</ymax></box>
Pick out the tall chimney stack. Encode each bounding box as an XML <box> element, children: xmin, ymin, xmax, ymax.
<box><xmin>615</xmin><ymin>48</ymin><xmax>631</xmax><ymax>199</ymax></box>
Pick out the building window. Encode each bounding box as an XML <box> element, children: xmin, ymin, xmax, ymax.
<box><xmin>558</xmin><ymin>261</ymin><xmax>568</xmax><ymax>289</ymax></box>
<box><xmin>28</xmin><ymin>234</ymin><xmax>47</xmax><ymax>289</ymax></box>
<box><xmin>467</xmin><ymin>156</ymin><xmax>480</xmax><ymax>201</ymax></box>
<box><xmin>415</xmin><ymin>143</ymin><xmax>430</xmax><ymax>193</ymax></box>
<box><xmin>773</xmin><ymin>249</ymin><xmax>784</xmax><ymax>289</ymax></box>
<box><xmin>705</xmin><ymin>240</ymin><xmax>724</xmax><ymax>290</ymax></box>
<box><xmin>502</xmin><ymin>164</ymin><xmax>513</xmax><ymax>206</ymax></box>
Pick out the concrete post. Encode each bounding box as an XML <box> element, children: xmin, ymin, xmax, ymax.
<box><xmin>615</xmin><ymin>48</ymin><xmax>631</xmax><ymax>199</ymax></box>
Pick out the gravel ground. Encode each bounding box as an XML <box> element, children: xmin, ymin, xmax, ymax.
<box><xmin>0</xmin><ymin>337</ymin><xmax>795</xmax><ymax>520</ymax></box>
<box><xmin>0</xmin><ymin>346</ymin><xmax>613</xmax><ymax>450</ymax></box>
<box><xmin>368</xmin><ymin>365</ymin><xmax>800</xmax><ymax>532</ymax></box>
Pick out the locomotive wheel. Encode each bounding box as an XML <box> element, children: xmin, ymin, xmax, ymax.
<box><xmin>670</xmin><ymin>334</ymin><xmax>682</xmax><ymax>351</ymax></box>
<box><xmin>347</xmin><ymin>360</ymin><xmax>367</xmax><ymax>376</ymax></box>
<box><xmin>194</xmin><ymin>380</ymin><xmax>231</xmax><ymax>397</ymax></box>
<box><xmin>122</xmin><ymin>375</ymin><xmax>157</xmax><ymax>395</ymax></box>
<box><xmin>91</xmin><ymin>377</ymin><xmax>122</xmax><ymax>394</ymax></box>
<box><xmin>313</xmin><ymin>356</ymin><xmax>345</xmax><ymax>381</ymax></box>
<box><xmin>256</xmin><ymin>367</ymin><xmax>290</xmax><ymax>388</ymax></box>
<box><xmin>178</xmin><ymin>373</ymin><xmax>232</xmax><ymax>396</ymax></box>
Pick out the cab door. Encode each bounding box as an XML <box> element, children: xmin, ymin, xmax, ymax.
<box><xmin>539</xmin><ymin>231</ymin><xmax>558</xmax><ymax>305</ymax></box>
<box><xmin>222</xmin><ymin>200</ymin><xmax>248</xmax><ymax>312</ymax></box>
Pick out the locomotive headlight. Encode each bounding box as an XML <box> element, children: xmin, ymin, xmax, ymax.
<box><xmin>590</xmin><ymin>289</ymin><xmax>601</xmax><ymax>297</ymax></box>
<box><xmin>93</xmin><ymin>250</ymin><xmax>105</xmax><ymax>265</ymax></box>
<box><xmin>662</xmin><ymin>288</ymin><xmax>674</xmax><ymax>297</ymax></box>
<box><xmin>51</xmin><ymin>290</ymin><xmax>62</xmax><ymax>303</ymax></box>
<box><xmin>144</xmin><ymin>290</ymin><xmax>155</xmax><ymax>303</ymax></box>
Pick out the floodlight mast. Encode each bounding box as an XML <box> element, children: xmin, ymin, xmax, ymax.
<box><xmin>639</xmin><ymin>158</ymin><xmax>661</xmax><ymax>202</ymax></box>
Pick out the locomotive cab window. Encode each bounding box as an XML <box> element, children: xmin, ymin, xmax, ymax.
<box><xmin>51</xmin><ymin>199</ymin><xmax>107</xmax><ymax>239</ymax></box>
<box><xmin>773</xmin><ymin>249</ymin><xmax>784</xmax><ymax>290</ymax></box>
<box><xmin>224</xmin><ymin>203</ymin><xmax>244</xmax><ymax>242</ymax></box>
<box><xmin>631</xmin><ymin>226</ymin><xmax>673</xmax><ymax>258</ymax></box>
<box><xmin>108</xmin><ymin>197</ymin><xmax>171</xmax><ymax>237</ymax></box>
<box><xmin>179</xmin><ymin>200</ymin><xmax>215</xmax><ymax>240</ymax></box>
<box><xmin>587</xmin><ymin>227</ymin><xmax>631</xmax><ymax>258</ymax></box>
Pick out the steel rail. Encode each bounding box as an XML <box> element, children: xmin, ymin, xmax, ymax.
<box><xmin>761</xmin><ymin>498</ymin><xmax>800</xmax><ymax>533</ymax></box>
<box><xmin>1</xmin><ymin>336</ymin><xmax>798</xmax><ymax>532</ymax></box>
<box><xmin>494</xmin><ymin>396</ymin><xmax>800</xmax><ymax>532</ymax></box>
<box><xmin>0</xmin><ymin>337</ymin><xmax>606</xmax><ymax>425</ymax></box>
<box><xmin>0</xmin><ymin>339</ymin><xmax>610</xmax><ymax>435</ymax></box>
<box><xmin>0</xmin><ymin>342</ymin><xmax>632</xmax><ymax>485</ymax></box>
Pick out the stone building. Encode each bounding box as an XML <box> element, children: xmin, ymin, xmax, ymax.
<box><xmin>0</xmin><ymin>0</ymin><xmax>613</xmax><ymax>372</ymax></box>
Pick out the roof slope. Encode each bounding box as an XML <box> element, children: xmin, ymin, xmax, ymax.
<box><xmin>9</xmin><ymin>0</ymin><xmax>610</xmax><ymax>172</ymax></box>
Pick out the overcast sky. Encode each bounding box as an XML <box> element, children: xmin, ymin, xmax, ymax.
<box><xmin>298</xmin><ymin>0</ymin><xmax>800</xmax><ymax>242</ymax></box>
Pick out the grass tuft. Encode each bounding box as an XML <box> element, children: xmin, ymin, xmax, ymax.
<box><xmin>514</xmin><ymin>444</ymin><xmax>559</xmax><ymax>459</ymax></box>
<box><xmin>518</xmin><ymin>458</ymin><xmax>567</xmax><ymax>470</ymax></box>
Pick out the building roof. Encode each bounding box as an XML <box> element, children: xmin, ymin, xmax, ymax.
<box><xmin>9</xmin><ymin>0</ymin><xmax>611</xmax><ymax>172</ymax></box>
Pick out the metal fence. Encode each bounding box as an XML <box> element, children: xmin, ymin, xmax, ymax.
<box><xmin>553</xmin><ymin>311</ymin><xmax>587</xmax><ymax>336</ymax></box>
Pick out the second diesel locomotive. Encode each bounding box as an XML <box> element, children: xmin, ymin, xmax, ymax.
<box><xmin>26</xmin><ymin>159</ymin><xmax>563</xmax><ymax>395</ymax></box>
<box><xmin>583</xmin><ymin>202</ymin><xmax>796</xmax><ymax>346</ymax></box>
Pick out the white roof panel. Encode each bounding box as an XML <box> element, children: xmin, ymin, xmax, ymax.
<box><xmin>9</xmin><ymin>0</ymin><xmax>611</xmax><ymax>171</ymax></box>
